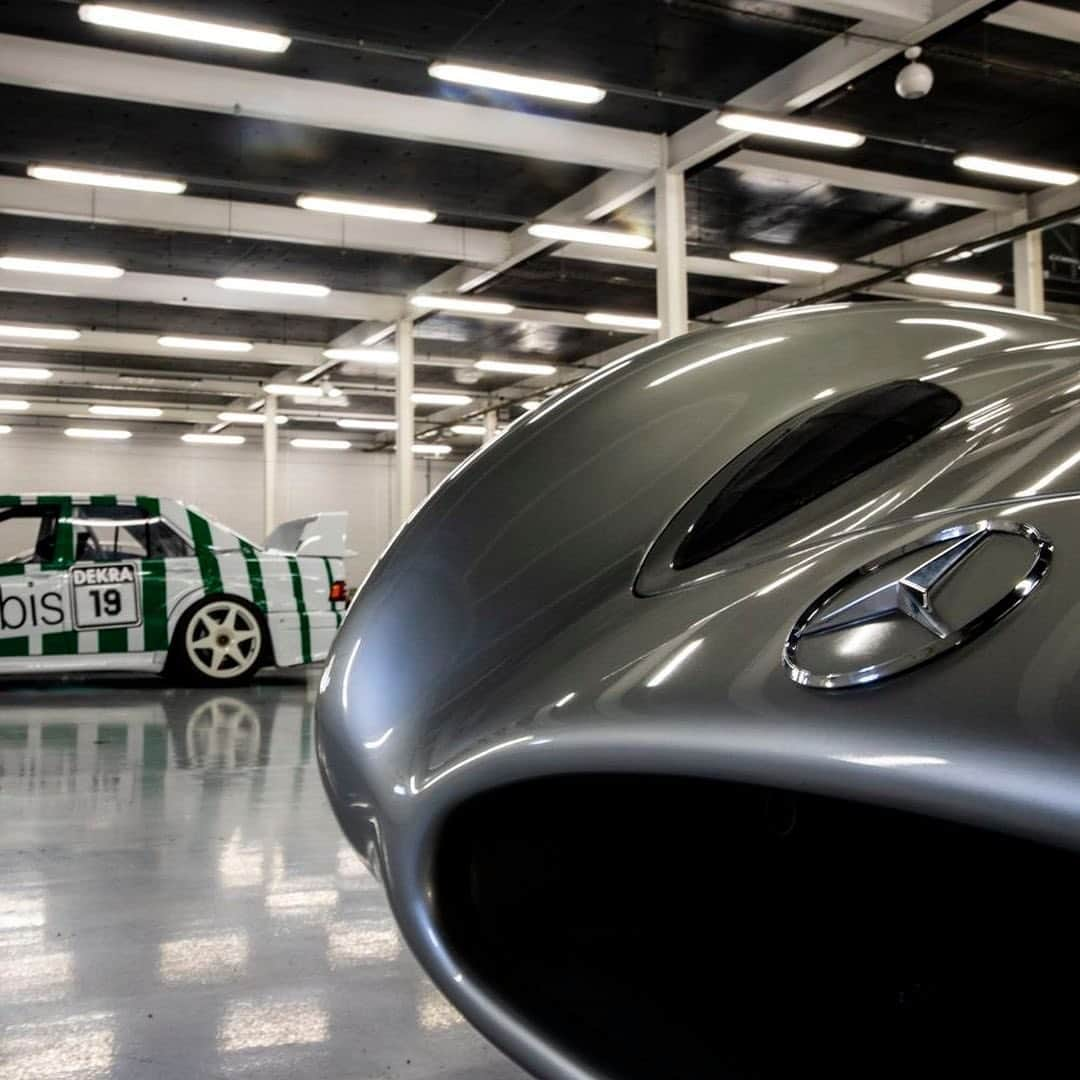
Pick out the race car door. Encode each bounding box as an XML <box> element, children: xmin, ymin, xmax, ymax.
<box><xmin>0</xmin><ymin>497</ymin><xmax>75</xmax><ymax>660</ymax></box>
<box><xmin>70</xmin><ymin>500</ymin><xmax>195</xmax><ymax>657</ymax></box>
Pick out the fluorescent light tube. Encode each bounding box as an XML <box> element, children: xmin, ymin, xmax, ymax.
<box><xmin>65</xmin><ymin>426</ymin><xmax>131</xmax><ymax>440</ymax></box>
<box><xmin>519</xmin><ymin>400</ymin><xmax>541</xmax><ymax>412</ymax></box>
<box><xmin>218</xmin><ymin>411</ymin><xmax>288</xmax><ymax>425</ymax></box>
<box><xmin>412</xmin><ymin>391</ymin><xmax>473</xmax><ymax>406</ymax></box>
<box><xmin>527</xmin><ymin>223</ymin><xmax>651</xmax><ymax>249</ymax></box>
<box><xmin>410</xmin><ymin>294</ymin><xmax>515</xmax><ymax>315</ymax></box>
<box><xmin>182</xmin><ymin>433</ymin><xmax>245</xmax><ymax>445</ymax></box>
<box><xmin>88</xmin><ymin>404</ymin><xmax>161</xmax><ymax>418</ymax></box>
<box><xmin>290</xmin><ymin>438</ymin><xmax>351</xmax><ymax>450</ymax></box>
<box><xmin>585</xmin><ymin>312</ymin><xmax>661</xmax><ymax>330</ymax></box>
<box><xmin>297</xmin><ymin>196</ymin><xmax>436</xmax><ymax>223</ymax></box>
<box><xmin>0</xmin><ymin>367</ymin><xmax>52</xmax><ymax>381</ymax></box>
<box><xmin>216</xmin><ymin>277</ymin><xmax>329</xmax><ymax>297</ymax></box>
<box><xmin>411</xmin><ymin>443</ymin><xmax>452</xmax><ymax>455</ymax></box>
<box><xmin>322</xmin><ymin>348</ymin><xmax>398</xmax><ymax>364</ymax></box>
<box><xmin>0</xmin><ymin>324</ymin><xmax>80</xmax><ymax>341</ymax></box>
<box><xmin>474</xmin><ymin>358</ymin><xmax>557</xmax><ymax>375</ymax></box>
<box><xmin>428</xmin><ymin>63</ymin><xmax>605</xmax><ymax>104</ymax></box>
<box><xmin>0</xmin><ymin>426</ymin><xmax>11</xmax><ymax>435</ymax></box>
<box><xmin>28</xmin><ymin>164</ymin><xmax>186</xmax><ymax>194</ymax></box>
<box><xmin>158</xmin><ymin>335</ymin><xmax>253</xmax><ymax>352</ymax></box>
<box><xmin>336</xmin><ymin>418</ymin><xmax>398</xmax><ymax>431</ymax></box>
<box><xmin>450</xmin><ymin>424</ymin><xmax>486</xmax><ymax>436</ymax></box>
<box><xmin>78</xmin><ymin>5</ymin><xmax>290</xmax><ymax>52</ymax></box>
<box><xmin>730</xmin><ymin>250</ymin><xmax>839</xmax><ymax>274</ymax></box>
<box><xmin>0</xmin><ymin>256</ymin><xmax>123</xmax><ymax>278</ymax></box>
<box><xmin>265</xmin><ymin>383</ymin><xmax>324</xmax><ymax>397</ymax></box>
<box><xmin>954</xmin><ymin>155</ymin><xmax>1078</xmax><ymax>187</ymax></box>
<box><xmin>0</xmin><ymin>400</ymin><xmax>30</xmax><ymax>411</ymax></box>
<box><xmin>718</xmin><ymin>112</ymin><xmax>865</xmax><ymax>148</ymax></box>
<box><xmin>905</xmin><ymin>272</ymin><xmax>1003</xmax><ymax>295</ymax></box>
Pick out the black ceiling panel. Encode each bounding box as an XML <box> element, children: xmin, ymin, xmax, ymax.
<box><xmin>0</xmin><ymin>85</ymin><xmax>600</xmax><ymax>226</ymax></box>
<box><xmin>0</xmin><ymin>215</ymin><xmax>452</xmax><ymax>293</ymax></box>
<box><xmin>0</xmin><ymin>0</ymin><xmax>848</xmax><ymax>133</ymax></box>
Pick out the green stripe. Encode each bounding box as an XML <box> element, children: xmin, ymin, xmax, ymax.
<box><xmin>90</xmin><ymin>495</ymin><xmax>118</xmax><ymax>507</ymax></box>
<box><xmin>0</xmin><ymin>636</ymin><xmax>29</xmax><ymax>657</ymax></box>
<box><xmin>0</xmin><ymin>495</ymin><xmax>19</xmax><ymax>508</ymax></box>
<box><xmin>98</xmin><ymin>627</ymin><xmax>128</xmax><ymax>653</ymax></box>
<box><xmin>37</xmin><ymin>495</ymin><xmax>73</xmax><ymax>568</ymax></box>
<box><xmin>186</xmin><ymin>510</ymin><xmax>223</xmax><ymax>594</ymax></box>
<box><xmin>322</xmin><ymin>557</ymin><xmax>342</xmax><ymax>627</ymax></box>
<box><xmin>42</xmin><ymin>630</ymin><xmax>78</xmax><ymax>655</ymax></box>
<box><xmin>141</xmin><ymin>558</ymin><xmax>169</xmax><ymax>651</ymax></box>
<box><xmin>0</xmin><ymin>563</ymin><xmax>24</xmax><ymax>578</ymax></box>
<box><xmin>288</xmin><ymin>557</ymin><xmax>312</xmax><ymax>664</ymax></box>
<box><xmin>239</xmin><ymin>539</ymin><xmax>267</xmax><ymax>611</ymax></box>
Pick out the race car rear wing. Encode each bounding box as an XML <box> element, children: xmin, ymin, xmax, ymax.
<box><xmin>264</xmin><ymin>512</ymin><xmax>350</xmax><ymax>558</ymax></box>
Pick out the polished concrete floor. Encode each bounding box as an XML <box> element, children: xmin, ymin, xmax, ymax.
<box><xmin>0</xmin><ymin>671</ymin><xmax>526</xmax><ymax>1080</ymax></box>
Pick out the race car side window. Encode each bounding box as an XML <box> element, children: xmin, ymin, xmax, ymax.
<box><xmin>72</xmin><ymin>505</ymin><xmax>194</xmax><ymax>562</ymax></box>
<box><xmin>0</xmin><ymin>506</ymin><xmax>59</xmax><ymax>565</ymax></box>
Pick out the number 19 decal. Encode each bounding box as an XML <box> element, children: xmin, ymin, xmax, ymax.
<box><xmin>71</xmin><ymin>564</ymin><xmax>141</xmax><ymax>630</ymax></box>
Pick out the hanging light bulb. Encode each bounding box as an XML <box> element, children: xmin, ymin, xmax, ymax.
<box><xmin>895</xmin><ymin>46</ymin><xmax>934</xmax><ymax>100</ymax></box>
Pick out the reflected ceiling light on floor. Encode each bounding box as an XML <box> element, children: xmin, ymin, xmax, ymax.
<box><xmin>411</xmin><ymin>443</ymin><xmax>452</xmax><ymax>455</ymax></box>
<box><xmin>64</xmin><ymin>426</ymin><xmax>131</xmax><ymax>440</ymax></box>
<box><xmin>954</xmin><ymin>155</ymin><xmax>1079</xmax><ymax>187</ymax></box>
<box><xmin>78</xmin><ymin>5</ymin><xmax>291</xmax><ymax>52</ymax></box>
<box><xmin>88</xmin><ymin>404</ymin><xmax>162</xmax><ymax>418</ymax></box>
<box><xmin>158</xmin><ymin>335</ymin><xmax>253</xmax><ymax>352</ymax></box>
<box><xmin>265</xmin><ymin>383</ymin><xmax>324</xmax><ymax>398</ymax></box>
<box><xmin>412</xmin><ymin>391</ymin><xmax>473</xmax><ymax>406</ymax></box>
<box><xmin>0</xmin><ymin>324</ymin><xmax>80</xmax><ymax>342</ymax></box>
<box><xmin>730</xmin><ymin>250</ymin><xmax>839</xmax><ymax>274</ymax></box>
<box><xmin>585</xmin><ymin>312</ymin><xmax>662</xmax><ymax>330</ymax></box>
<box><xmin>717</xmin><ymin>112</ymin><xmax>865</xmax><ymax>148</ymax></box>
<box><xmin>0</xmin><ymin>366</ymin><xmax>52</xmax><ymax>381</ymax></box>
<box><xmin>0</xmin><ymin>256</ymin><xmax>124</xmax><ymax>279</ymax></box>
<box><xmin>322</xmin><ymin>348</ymin><xmax>398</xmax><ymax>365</ymax></box>
<box><xmin>905</xmin><ymin>271</ymin><xmax>1003</xmax><ymax>295</ymax></box>
<box><xmin>182</xmin><ymin>432</ymin><xmax>245</xmax><ymax>445</ymax></box>
<box><xmin>526</xmin><ymin>223</ymin><xmax>651</xmax><ymax>249</ymax></box>
<box><xmin>336</xmin><ymin>418</ymin><xmax>398</xmax><ymax>431</ymax></box>
<box><xmin>428</xmin><ymin>63</ymin><xmax>605</xmax><ymax>104</ymax></box>
<box><xmin>291</xmin><ymin>438</ymin><xmax>351</xmax><ymax>450</ymax></box>
<box><xmin>297</xmin><ymin>196</ymin><xmax>436</xmax><ymax>223</ymax></box>
<box><xmin>0</xmin><ymin>399</ymin><xmax>30</xmax><ymax>411</ymax></box>
<box><xmin>474</xmin><ymin>358</ymin><xmax>557</xmax><ymax>375</ymax></box>
<box><xmin>410</xmin><ymin>295</ymin><xmax>515</xmax><ymax>316</ymax></box>
<box><xmin>218</xmin><ymin>411</ymin><xmax>288</xmax><ymax>425</ymax></box>
<box><xmin>450</xmin><ymin>424</ymin><xmax>486</xmax><ymax>436</ymax></box>
<box><xmin>28</xmin><ymin>164</ymin><xmax>186</xmax><ymax>194</ymax></box>
<box><xmin>215</xmin><ymin>278</ymin><xmax>329</xmax><ymax>297</ymax></box>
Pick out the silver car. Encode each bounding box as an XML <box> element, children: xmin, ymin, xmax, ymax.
<box><xmin>318</xmin><ymin>301</ymin><xmax>1080</xmax><ymax>1078</ymax></box>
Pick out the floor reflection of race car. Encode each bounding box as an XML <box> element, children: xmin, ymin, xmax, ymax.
<box><xmin>0</xmin><ymin>495</ymin><xmax>349</xmax><ymax>684</ymax></box>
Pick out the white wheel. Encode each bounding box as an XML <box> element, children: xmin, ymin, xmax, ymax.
<box><xmin>181</xmin><ymin>599</ymin><xmax>263</xmax><ymax>683</ymax></box>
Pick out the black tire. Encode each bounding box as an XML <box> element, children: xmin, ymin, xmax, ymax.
<box><xmin>166</xmin><ymin>596</ymin><xmax>269</xmax><ymax>687</ymax></box>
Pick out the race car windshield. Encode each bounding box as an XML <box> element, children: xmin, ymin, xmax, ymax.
<box><xmin>672</xmin><ymin>380</ymin><xmax>961</xmax><ymax>570</ymax></box>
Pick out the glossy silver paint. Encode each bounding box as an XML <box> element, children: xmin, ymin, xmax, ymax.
<box><xmin>317</xmin><ymin>301</ymin><xmax>1080</xmax><ymax>1079</ymax></box>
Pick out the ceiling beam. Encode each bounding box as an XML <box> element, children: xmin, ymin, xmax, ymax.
<box><xmin>0</xmin><ymin>176</ymin><xmax>510</xmax><ymax>265</ymax></box>
<box><xmin>715</xmin><ymin>149</ymin><xmax>1023</xmax><ymax>212</ymax></box>
<box><xmin>0</xmin><ymin>34</ymin><xmax>660</xmax><ymax>173</ymax></box>
<box><xmin>984</xmin><ymin>1</ymin><xmax>1080</xmax><ymax>45</ymax></box>
<box><xmin>0</xmin><ymin>267</ymin><xmax>407</xmax><ymax>322</ymax></box>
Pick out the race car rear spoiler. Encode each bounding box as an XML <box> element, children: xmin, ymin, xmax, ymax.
<box><xmin>264</xmin><ymin>512</ymin><xmax>350</xmax><ymax>558</ymax></box>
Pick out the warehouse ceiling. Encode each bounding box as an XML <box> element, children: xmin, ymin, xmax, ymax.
<box><xmin>0</xmin><ymin>0</ymin><xmax>1078</xmax><ymax>453</ymax></box>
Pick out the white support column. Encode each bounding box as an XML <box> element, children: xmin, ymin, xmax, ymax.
<box><xmin>262</xmin><ymin>394</ymin><xmax>278</xmax><ymax>538</ymax></box>
<box><xmin>483</xmin><ymin>405</ymin><xmax>499</xmax><ymax>445</ymax></box>
<box><xmin>1013</xmin><ymin>228</ymin><xmax>1045</xmax><ymax>315</ymax></box>
<box><xmin>655</xmin><ymin>154</ymin><xmax>688</xmax><ymax>341</ymax></box>
<box><xmin>395</xmin><ymin>319</ymin><xmax>415</xmax><ymax>527</ymax></box>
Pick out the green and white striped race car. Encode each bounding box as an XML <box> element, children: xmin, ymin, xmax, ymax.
<box><xmin>0</xmin><ymin>495</ymin><xmax>349</xmax><ymax>684</ymax></box>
